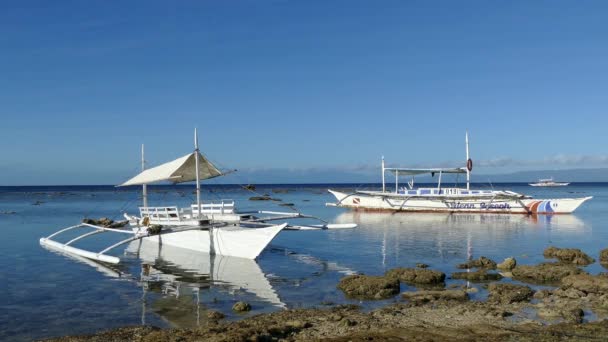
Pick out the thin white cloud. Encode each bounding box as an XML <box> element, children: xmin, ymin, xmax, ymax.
<box><xmin>234</xmin><ymin>154</ymin><xmax>608</xmax><ymax>175</ymax></box>
<box><xmin>479</xmin><ymin>154</ymin><xmax>608</xmax><ymax>168</ymax></box>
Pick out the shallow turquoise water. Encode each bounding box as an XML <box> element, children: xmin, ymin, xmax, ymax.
<box><xmin>0</xmin><ymin>183</ymin><xmax>606</xmax><ymax>341</ymax></box>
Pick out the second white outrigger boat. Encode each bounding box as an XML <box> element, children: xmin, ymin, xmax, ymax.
<box><xmin>41</xmin><ymin>129</ymin><xmax>356</xmax><ymax>264</ymax></box>
<box><xmin>327</xmin><ymin>133</ymin><xmax>591</xmax><ymax>215</ymax></box>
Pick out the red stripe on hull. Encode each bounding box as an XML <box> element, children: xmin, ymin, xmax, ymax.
<box><xmin>528</xmin><ymin>201</ymin><xmax>542</xmax><ymax>213</ymax></box>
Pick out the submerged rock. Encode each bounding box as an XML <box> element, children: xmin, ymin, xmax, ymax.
<box><xmin>416</xmin><ymin>263</ymin><xmax>429</xmax><ymax>269</ymax></box>
<box><xmin>207</xmin><ymin>310</ymin><xmax>225</xmax><ymax>320</ymax></box>
<box><xmin>553</xmin><ymin>287</ymin><xmax>586</xmax><ymax>299</ymax></box>
<box><xmin>512</xmin><ymin>263</ymin><xmax>586</xmax><ymax>284</ymax></box>
<box><xmin>385</xmin><ymin>268</ymin><xmax>445</xmax><ymax>284</ymax></box>
<box><xmin>337</xmin><ymin>275</ymin><xmax>400</xmax><ymax>300</ymax></box>
<box><xmin>562</xmin><ymin>307</ymin><xmax>585</xmax><ymax>324</ymax></box>
<box><xmin>537</xmin><ymin>305</ymin><xmax>585</xmax><ymax>324</ymax></box>
<box><xmin>402</xmin><ymin>290</ymin><xmax>468</xmax><ymax>303</ymax></box>
<box><xmin>232</xmin><ymin>301</ymin><xmax>252</xmax><ymax>312</ymax></box>
<box><xmin>108</xmin><ymin>221</ymin><xmax>128</xmax><ymax>228</ymax></box>
<box><xmin>533</xmin><ymin>289</ymin><xmax>554</xmax><ymax>299</ymax></box>
<box><xmin>339</xmin><ymin>318</ymin><xmax>357</xmax><ymax>327</ymax></box>
<box><xmin>487</xmin><ymin>283</ymin><xmax>534</xmax><ymax>304</ymax></box>
<box><xmin>82</xmin><ymin>217</ymin><xmax>128</xmax><ymax>228</ymax></box>
<box><xmin>451</xmin><ymin>270</ymin><xmax>503</xmax><ymax>282</ymax></box>
<box><xmin>497</xmin><ymin>257</ymin><xmax>517</xmax><ymax>271</ymax></box>
<box><xmin>543</xmin><ymin>246</ymin><xmax>595</xmax><ymax>265</ymax></box>
<box><xmin>249</xmin><ymin>196</ymin><xmax>272</xmax><ymax>201</ymax></box>
<box><xmin>600</xmin><ymin>248</ymin><xmax>608</xmax><ymax>264</ymax></box>
<box><xmin>561</xmin><ymin>273</ymin><xmax>608</xmax><ymax>295</ymax></box>
<box><xmin>244</xmin><ymin>184</ymin><xmax>256</xmax><ymax>191</ymax></box>
<box><xmin>457</xmin><ymin>256</ymin><xmax>497</xmax><ymax>270</ymax></box>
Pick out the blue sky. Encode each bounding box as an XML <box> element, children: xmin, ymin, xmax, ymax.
<box><xmin>2</xmin><ymin>1</ymin><xmax>608</xmax><ymax>184</ymax></box>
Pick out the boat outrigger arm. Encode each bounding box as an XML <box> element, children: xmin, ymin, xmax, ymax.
<box><xmin>39</xmin><ymin>221</ymin><xmax>230</xmax><ymax>264</ymax></box>
<box><xmin>242</xmin><ymin>211</ymin><xmax>357</xmax><ymax>230</ymax></box>
<box><xmin>40</xmin><ymin>210</ymin><xmax>355</xmax><ymax>264</ymax></box>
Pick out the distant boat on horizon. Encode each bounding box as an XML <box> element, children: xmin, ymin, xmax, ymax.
<box><xmin>529</xmin><ymin>178</ymin><xmax>570</xmax><ymax>187</ymax></box>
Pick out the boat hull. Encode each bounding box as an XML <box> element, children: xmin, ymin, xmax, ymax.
<box><xmin>327</xmin><ymin>190</ymin><xmax>591</xmax><ymax>214</ymax></box>
<box><xmin>136</xmin><ymin>224</ymin><xmax>285</xmax><ymax>259</ymax></box>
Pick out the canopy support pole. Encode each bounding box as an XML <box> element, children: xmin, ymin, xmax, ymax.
<box><xmin>395</xmin><ymin>170</ymin><xmax>399</xmax><ymax>193</ymax></box>
<box><xmin>141</xmin><ymin>144</ymin><xmax>148</xmax><ymax>208</ymax></box>
<box><xmin>438</xmin><ymin>170</ymin><xmax>443</xmax><ymax>191</ymax></box>
<box><xmin>194</xmin><ymin>128</ymin><xmax>202</xmax><ymax>219</ymax></box>
<box><xmin>381</xmin><ymin>156</ymin><xmax>386</xmax><ymax>192</ymax></box>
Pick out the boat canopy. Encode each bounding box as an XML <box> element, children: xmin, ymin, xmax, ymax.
<box><xmin>119</xmin><ymin>152</ymin><xmax>223</xmax><ymax>186</ymax></box>
<box><xmin>384</xmin><ymin>167</ymin><xmax>467</xmax><ymax>176</ymax></box>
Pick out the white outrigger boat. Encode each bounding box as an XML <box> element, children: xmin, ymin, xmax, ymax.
<box><xmin>327</xmin><ymin>133</ymin><xmax>591</xmax><ymax>214</ymax></box>
<box><xmin>529</xmin><ymin>178</ymin><xmax>570</xmax><ymax>187</ymax></box>
<box><xmin>40</xmin><ymin>129</ymin><xmax>356</xmax><ymax>264</ymax></box>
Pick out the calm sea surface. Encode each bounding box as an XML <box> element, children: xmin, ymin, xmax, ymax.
<box><xmin>1</xmin><ymin>183</ymin><xmax>607</xmax><ymax>341</ymax></box>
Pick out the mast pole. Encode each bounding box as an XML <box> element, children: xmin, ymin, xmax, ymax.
<box><xmin>141</xmin><ymin>144</ymin><xmax>148</xmax><ymax>208</ymax></box>
<box><xmin>381</xmin><ymin>156</ymin><xmax>386</xmax><ymax>192</ymax></box>
<box><xmin>194</xmin><ymin>128</ymin><xmax>201</xmax><ymax>219</ymax></box>
<box><xmin>465</xmin><ymin>131</ymin><xmax>470</xmax><ymax>190</ymax></box>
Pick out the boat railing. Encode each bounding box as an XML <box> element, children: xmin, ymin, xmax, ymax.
<box><xmin>458</xmin><ymin>189</ymin><xmax>494</xmax><ymax>195</ymax></box>
<box><xmin>397</xmin><ymin>188</ymin><xmax>494</xmax><ymax>196</ymax></box>
<box><xmin>139</xmin><ymin>206</ymin><xmax>181</xmax><ymax>222</ymax></box>
<box><xmin>192</xmin><ymin>199</ymin><xmax>235</xmax><ymax>215</ymax></box>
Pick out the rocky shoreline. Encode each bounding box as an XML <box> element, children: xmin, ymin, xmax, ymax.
<box><xmin>45</xmin><ymin>247</ymin><xmax>608</xmax><ymax>341</ymax></box>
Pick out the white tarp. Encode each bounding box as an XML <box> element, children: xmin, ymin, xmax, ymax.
<box><xmin>119</xmin><ymin>152</ymin><xmax>222</xmax><ymax>186</ymax></box>
<box><xmin>385</xmin><ymin>167</ymin><xmax>467</xmax><ymax>176</ymax></box>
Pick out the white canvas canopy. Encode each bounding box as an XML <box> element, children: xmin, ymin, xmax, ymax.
<box><xmin>119</xmin><ymin>152</ymin><xmax>222</xmax><ymax>186</ymax></box>
<box><xmin>384</xmin><ymin>167</ymin><xmax>467</xmax><ymax>176</ymax></box>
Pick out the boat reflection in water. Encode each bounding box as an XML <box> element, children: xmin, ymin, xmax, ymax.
<box><xmin>43</xmin><ymin>239</ymin><xmax>284</xmax><ymax>328</ymax></box>
<box><xmin>331</xmin><ymin>211</ymin><xmax>590</xmax><ymax>268</ymax></box>
<box><xmin>333</xmin><ymin>211</ymin><xmax>588</xmax><ymax>233</ymax></box>
<box><xmin>123</xmin><ymin>239</ymin><xmax>284</xmax><ymax>327</ymax></box>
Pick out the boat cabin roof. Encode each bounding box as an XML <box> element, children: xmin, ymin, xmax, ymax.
<box><xmin>384</xmin><ymin>167</ymin><xmax>467</xmax><ymax>176</ymax></box>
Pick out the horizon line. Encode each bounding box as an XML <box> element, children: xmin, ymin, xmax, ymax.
<box><xmin>1</xmin><ymin>181</ymin><xmax>607</xmax><ymax>187</ymax></box>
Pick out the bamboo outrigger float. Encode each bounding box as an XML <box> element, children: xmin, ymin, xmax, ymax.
<box><xmin>40</xmin><ymin>129</ymin><xmax>356</xmax><ymax>264</ymax></box>
<box><xmin>327</xmin><ymin>133</ymin><xmax>591</xmax><ymax>214</ymax></box>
